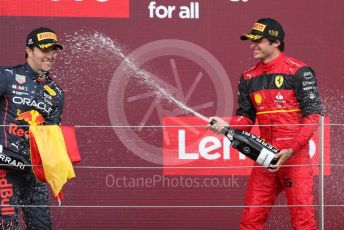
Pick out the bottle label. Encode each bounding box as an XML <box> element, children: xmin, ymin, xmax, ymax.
<box><xmin>256</xmin><ymin>148</ymin><xmax>275</xmax><ymax>167</ymax></box>
<box><xmin>241</xmin><ymin>131</ymin><xmax>279</xmax><ymax>153</ymax></box>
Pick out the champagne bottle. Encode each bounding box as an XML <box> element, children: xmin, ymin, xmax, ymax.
<box><xmin>210</xmin><ymin>119</ymin><xmax>279</xmax><ymax>168</ymax></box>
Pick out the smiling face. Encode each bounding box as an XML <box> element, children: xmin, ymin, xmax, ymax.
<box><xmin>250</xmin><ymin>38</ymin><xmax>281</xmax><ymax>63</ymax></box>
<box><xmin>26</xmin><ymin>46</ymin><xmax>58</xmax><ymax>74</ymax></box>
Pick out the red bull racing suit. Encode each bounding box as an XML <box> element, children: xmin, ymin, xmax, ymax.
<box><xmin>229</xmin><ymin>53</ymin><xmax>322</xmax><ymax>229</ymax></box>
<box><xmin>0</xmin><ymin>63</ymin><xmax>64</xmax><ymax>229</ymax></box>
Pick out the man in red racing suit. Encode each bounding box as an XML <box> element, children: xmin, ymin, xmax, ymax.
<box><xmin>210</xmin><ymin>18</ymin><xmax>322</xmax><ymax>229</ymax></box>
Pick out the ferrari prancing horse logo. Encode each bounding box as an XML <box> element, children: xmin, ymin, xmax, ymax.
<box><xmin>275</xmin><ymin>75</ymin><xmax>284</xmax><ymax>88</ymax></box>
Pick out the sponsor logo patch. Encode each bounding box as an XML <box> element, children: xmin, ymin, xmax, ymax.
<box><xmin>15</xmin><ymin>109</ymin><xmax>45</xmax><ymax>126</ymax></box>
<box><xmin>12</xmin><ymin>97</ymin><xmax>52</xmax><ymax>113</ymax></box>
<box><xmin>269</xmin><ymin>29</ymin><xmax>279</xmax><ymax>37</ymax></box>
<box><xmin>15</xmin><ymin>74</ymin><xmax>26</xmax><ymax>84</ymax></box>
<box><xmin>0</xmin><ymin>170</ymin><xmax>15</xmax><ymax>216</ymax></box>
<box><xmin>275</xmin><ymin>75</ymin><xmax>284</xmax><ymax>88</ymax></box>
<box><xmin>37</xmin><ymin>32</ymin><xmax>57</xmax><ymax>41</ymax></box>
<box><xmin>275</xmin><ymin>92</ymin><xmax>284</xmax><ymax>101</ymax></box>
<box><xmin>254</xmin><ymin>93</ymin><xmax>263</xmax><ymax>105</ymax></box>
<box><xmin>253</xmin><ymin>23</ymin><xmax>266</xmax><ymax>32</ymax></box>
<box><xmin>44</xmin><ymin>85</ymin><xmax>57</xmax><ymax>96</ymax></box>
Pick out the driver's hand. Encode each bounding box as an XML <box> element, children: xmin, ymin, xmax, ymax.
<box><xmin>207</xmin><ymin>117</ymin><xmax>228</xmax><ymax>135</ymax></box>
<box><xmin>268</xmin><ymin>148</ymin><xmax>294</xmax><ymax>172</ymax></box>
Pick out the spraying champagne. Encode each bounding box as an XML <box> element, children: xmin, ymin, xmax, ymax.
<box><xmin>210</xmin><ymin>119</ymin><xmax>279</xmax><ymax>168</ymax></box>
<box><xmin>171</xmin><ymin>102</ymin><xmax>279</xmax><ymax>167</ymax></box>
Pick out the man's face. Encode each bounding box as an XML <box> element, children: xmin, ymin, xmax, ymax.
<box><xmin>26</xmin><ymin>46</ymin><xmax>58</xmax><ymax>74</ymax></box>
<box><xmin>250</xmin><ymin>38</ymin><xmax>278</xmax><ymax>61</ymax></box>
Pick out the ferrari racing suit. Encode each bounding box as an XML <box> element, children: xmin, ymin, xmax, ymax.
<box><xmin>229</xmin><ymin>52</ymin><xmax>323</xmax><ymax>230</ymax></box>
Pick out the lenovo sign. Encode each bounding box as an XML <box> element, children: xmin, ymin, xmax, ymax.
<box><xmin>0</xmin><ymin>0</ymin><xmax>129</xmax><ymax>18</ymax></box>
<box><xmin>163</xmin><ymin>117</ymin><xmax>331</xmax><ymax>176</ymax></box>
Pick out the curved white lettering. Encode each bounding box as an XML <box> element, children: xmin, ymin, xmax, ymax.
<box><xmin>12</xmin><ymin>97</ymin><xmax>52</xmax><ymax>113</ymax></box>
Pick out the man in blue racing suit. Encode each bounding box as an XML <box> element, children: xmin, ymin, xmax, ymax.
<box><xmin>0</xmin><ymin>27</ymin><xmax>64</xmax><ymax>229</ymax></box>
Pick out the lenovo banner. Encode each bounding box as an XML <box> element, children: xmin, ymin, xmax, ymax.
<box><xmin>163</xmin><ymin>117</ymin><xmax>331</xmax><ymax>176</ymax></box>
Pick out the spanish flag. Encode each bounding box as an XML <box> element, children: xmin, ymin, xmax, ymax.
<box><xmin>29</xmin><ymin>125</ymin><xmax>80</xmax><ymax>198</ymax></box>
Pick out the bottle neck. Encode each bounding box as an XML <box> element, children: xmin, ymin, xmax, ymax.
<box><xmin>223</xmin><ymin>127</ymin><xmax>234</xmax><ymax>140</ymax></box>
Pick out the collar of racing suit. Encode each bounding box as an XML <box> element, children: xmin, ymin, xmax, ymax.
<box><xmin>23</xmin><ymin>62</ymin><xmax>50</xmax><ymax>82</ymax></box>
<box><xmin>260</xmin><ymin>52</ymin><xmax>285</xmax><ymax>72</ymax></box>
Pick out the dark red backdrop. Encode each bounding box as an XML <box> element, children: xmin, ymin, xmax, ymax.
<box><xmin>1</xmin><ymin>0</ymin><xmax>343</xmax><ymax>229</ymax></box>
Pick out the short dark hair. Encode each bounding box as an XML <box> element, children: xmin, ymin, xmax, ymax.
<box><xmin>25</xmin><ymin>47</ymin><xmax>33</xmax><ymax>59</ymax></box>
<box><xmin>269</xmin><ymin>39</ymin><xmax>285</xmax><ymax>52</ymax></box>
<box><xmin>278</xmin><ymin>40</ymin><xmax>285</xmax><ymax>51</ymax></box>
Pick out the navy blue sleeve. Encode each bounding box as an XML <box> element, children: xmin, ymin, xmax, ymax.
<box><xmin>0</xmin><ymin>68</ymin><xmax>9</xmax><ymax>96</ymax></box>
<box><xmin>44</xmin><ymin>87</ymin><xmax>65</xmax><ymax>125</ymax></box>
<box><xmin>294</xmin><ymin>66</ymin><xmax>323</xmax><ymax>116</ymax></box>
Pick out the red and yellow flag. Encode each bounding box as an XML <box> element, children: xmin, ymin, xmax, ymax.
<box><xmin>29</xmin><ymin>125</ymin><xmax>80</xmax><ymax>197</ymax></box>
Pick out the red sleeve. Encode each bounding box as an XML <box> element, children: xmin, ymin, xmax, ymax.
<box><xmin>289</xmin><ymin>114</ymin><xmax>321</xmax><ymax>153</ymax></box>
<box><xmin>229</xmin><ymin>115</ymin><xmax>254</xmax><ymax>132</ymax></box>
<box><xmin>61</xmin><ymin>126</ymin><xmax>81</xmax><ymax>163</ymax></box>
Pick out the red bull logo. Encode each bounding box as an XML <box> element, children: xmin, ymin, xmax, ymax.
<box><xmin>0</xmin><ymin>170</ymin><xmax>14</xmax><ymax>216</ymax></box>
<box><xmin>15</xmin><ymin>110</ymin><xmax>45</xmax><ymax>126</ymax></box>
